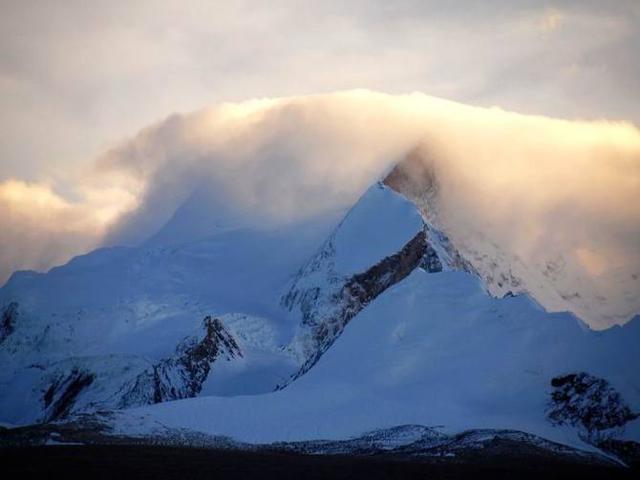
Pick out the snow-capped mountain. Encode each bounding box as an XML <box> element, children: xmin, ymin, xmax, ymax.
<box><xmin>0</xmin><ymin>212</ymin><xmax>338</xmax><ymax>422</ymax></box>
<box><xmin>0</xmin><ymin>182</ymin><xmax>451</xmax><ymax>422</ymax></box>
<box><xmin>385</xmin><ymin>149</ymin><xmax>640</xmax><ymax>327</ymax></box>
<box><xmin>0</xmin><ymin>164</ymin><xmax>638</xmax><ymax>465</ymax></box>
<box><xmin>281</xmin><ymin>182</ymin><xmax>475</xmax><ymax>385</ymax></box>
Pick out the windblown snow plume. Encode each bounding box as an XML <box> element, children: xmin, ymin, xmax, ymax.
<box><xmin>1</xmin><ymin>91</ymin><xmax>639</xmax><ymax>327</ymax></box>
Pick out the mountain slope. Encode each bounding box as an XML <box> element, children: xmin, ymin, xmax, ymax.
<box><xmin>281</xmin><ymin>183</ymin><xmax>477</xmax><ymax>383</ymax></box>
<box><xmin>0</xmin><ymin>182</ymin><xmax>456</xmax><ymax>423</ymax></box>
<box><xmin>0</xmin><ymin>210</ymin><xmax>341</xmax><ymax>423</ymax></box>
<box><xmin>383</xmin><ymin>149</ymin><xmax>640</xmax><ymax>327</ymax></box>
<box><xmin>102</xmin><ymin>270</ymin><xmax>639</xmax><ymax>451</ymax></box>
<box><xmin>0</xmin><ymin>169</ymin><xmax>638</xmax><ymax>466</ymax></box>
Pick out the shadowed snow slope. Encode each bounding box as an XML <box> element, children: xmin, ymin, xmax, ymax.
<box><xmin>0</xmin><ymin>209</ymin><xmax>340</xmax><ymax>423</ymax></box>
<box><xmin>1</xmin><ymin>176</ymin><xmax>638</xmax><ymax>460</ymax></box>
<box><xmin>0</xmin><ymin>184</ymin><xmax>430</xmax><ymax>423</ymax></box>
<box><xmin>118</xmin><ymin>268</ymin><xmax>639</xmax><ymax>448</ymax></box>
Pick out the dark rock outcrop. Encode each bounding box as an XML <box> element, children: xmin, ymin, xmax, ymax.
<box><xmin>384</xmin><ymin>158</ymin><xmax>476</xmax><ymax>276</ymax></box>
<box><xmin>42</xmin><ymin>368</ymin><xmax>95</xmax><ymax>421</ymax></box>
<box><xmin>383</xmin><ymin>146</ymin><xmax>440</xmax><ymax>217</ymax></box>
<box><xmin>118</xmin><ymin>316</ymin><xmax>242</xmax><ymax>407</ymax></box>
<box><xmin>345</xmin><ymin>230</ymin><xmax>427</xmax><ymax>306</ymax></box>
<box><xmin>420</xmin><ymin>242</ymin><xmax>443</xmax><ymax>273</ymax></box>
<box><xmin>282</xmin><ymin>230</ymin><xmax>427</xmax><ymax>385</ymax></box>
<box><xmin>280</xmin><ymin>181</ymin><xmax>478</xmax><ymax>387</ymax></box>
<box><xmin>547</xmin><ymin>372</ymin><xmax>639</xmax><ymax>441</ymax></box>
<box><xmin>0</xmin><ymin>302</ymin><xmax>18</xmax><ymax>344</ymax></box>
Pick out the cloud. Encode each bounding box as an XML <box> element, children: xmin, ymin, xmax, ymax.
<box><xmin>0</xmin><ymin>176</ymin><xmax>135</xmax><ymax>284</ymax></box>
<box><xmin>1</xmin><ymin>90</ymin><xmax>639</xmax><ymax>329</ymax></box>
<box><xmin>1</xmin><ymin>1</ymin><xmax>639</xmax><ymax>187</ymax></box>
<box><xmin>540</xmin><ymin>8</ymin><xmax>565</xmax><ymax>33</ymax></box>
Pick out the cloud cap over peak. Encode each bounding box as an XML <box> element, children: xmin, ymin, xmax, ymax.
<box><xmin>1</xmin><ymin>90</ymin><xmax>639</xmax><ymax>328</ymax></box>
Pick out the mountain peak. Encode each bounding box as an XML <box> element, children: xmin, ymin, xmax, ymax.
<box><xmin>383</xmin><ymin>146</ymin><xmax>440</xmax><ymax>222</ymax></box>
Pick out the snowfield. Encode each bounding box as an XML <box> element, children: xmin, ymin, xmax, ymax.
<box><xmin>114</xmin><ymin>268</ymin><xmax>639</xmax><ymax>450</ymax></box>
<box><xmin>0</xmin><ymin>178</ymin><xmax>638</xmax><ymax>464</ymax></box>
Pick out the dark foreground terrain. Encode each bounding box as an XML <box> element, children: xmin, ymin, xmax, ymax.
<box><xmin>1</xmin><ymin>445</ymin><xmax>636</xmax><ymax>480</ymax></box>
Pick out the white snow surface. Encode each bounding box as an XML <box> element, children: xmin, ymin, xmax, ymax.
<box><xmin>117</xmin><ymin>269</ymin><xmax>639</xmax><ymax>448</ymax></box>
<box><xmin>0</xmin><ymin>183</ymin><xmax>425</xmax><ymax>423</ymax></box>
<box><xmin>0</xmin><ymin>205</ymin><xmax>341</xmax><ymax>423</ymax></box>
<box><xmin>331</xmin><ymin>183</ymin><xmax>423</xmax><ymax>276</ymax></box>
<box><xmin>1</xmin><ymin>176</ymin><xmax>638</xmax><ymax>455</ymax></box>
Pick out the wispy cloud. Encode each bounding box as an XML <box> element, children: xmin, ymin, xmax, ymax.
<box><xmin>0</xmin><ymin>177</ymin><xmax>134</xmax><ymax>281</ymax></box>
<box><xmin>2</xmin><ymin>90</ymin><xmax>637</xmax><ymax>327</ymax></box>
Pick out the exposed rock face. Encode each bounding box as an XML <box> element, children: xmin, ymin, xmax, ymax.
<box><xmin>383</xmin><ymin>146</ymin><xmax>440</xmax><ymax>221</ymax></box>
<box><xmin>280</xmin><ymin>182</ymin><xmax>477</xmax><ymax>386</ymax></box>
<box><xmin>384</xmin><ymin>149</ymin><xmax>529</xmax><ymax>296</ymax></box>
<box><xmin>0</xmin><ymin>302</ymin><xmax>18</xmax><ymax>344</ymax></box>
<box><xmin>547</xmin><ymin>372</ymin><xmax>638</xmax><ymax>440</ymax></box>
<box><xmin>420</xmin><ymin>242</ymin><xmax>443</xmax><ymax>273</ymax></box>
<box><xmin>32</xmin><ymin>317</ymin><xmax>242</xmax><ymax>421</ymax></box>
<box><xmin>281</xmin><ymin>230</ymin><xmax>428</xmax><ymax>385</ymax></box>
<box><xmin>118</xmin><ymin>316</ymin><xmax>242</xmax><ymax>407</ymax></box>
<box><xmin>384</xmin><ymin>156</ymin><xmax>476</xmax><ymax>276</ymax></box>
<box><xmin>42</xmin><ymin>368</ymin><xmax>95</xmax><ymax>422</ymax></box>
<box><xmin>421</xmin><ymin>224</ymin><xmax>477</xmax><ymax>275</ymax></box>
<box><xmin>345</xmin><ymin>231</ymin><xmax>427</xmax><ymax>308</ymax></box>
